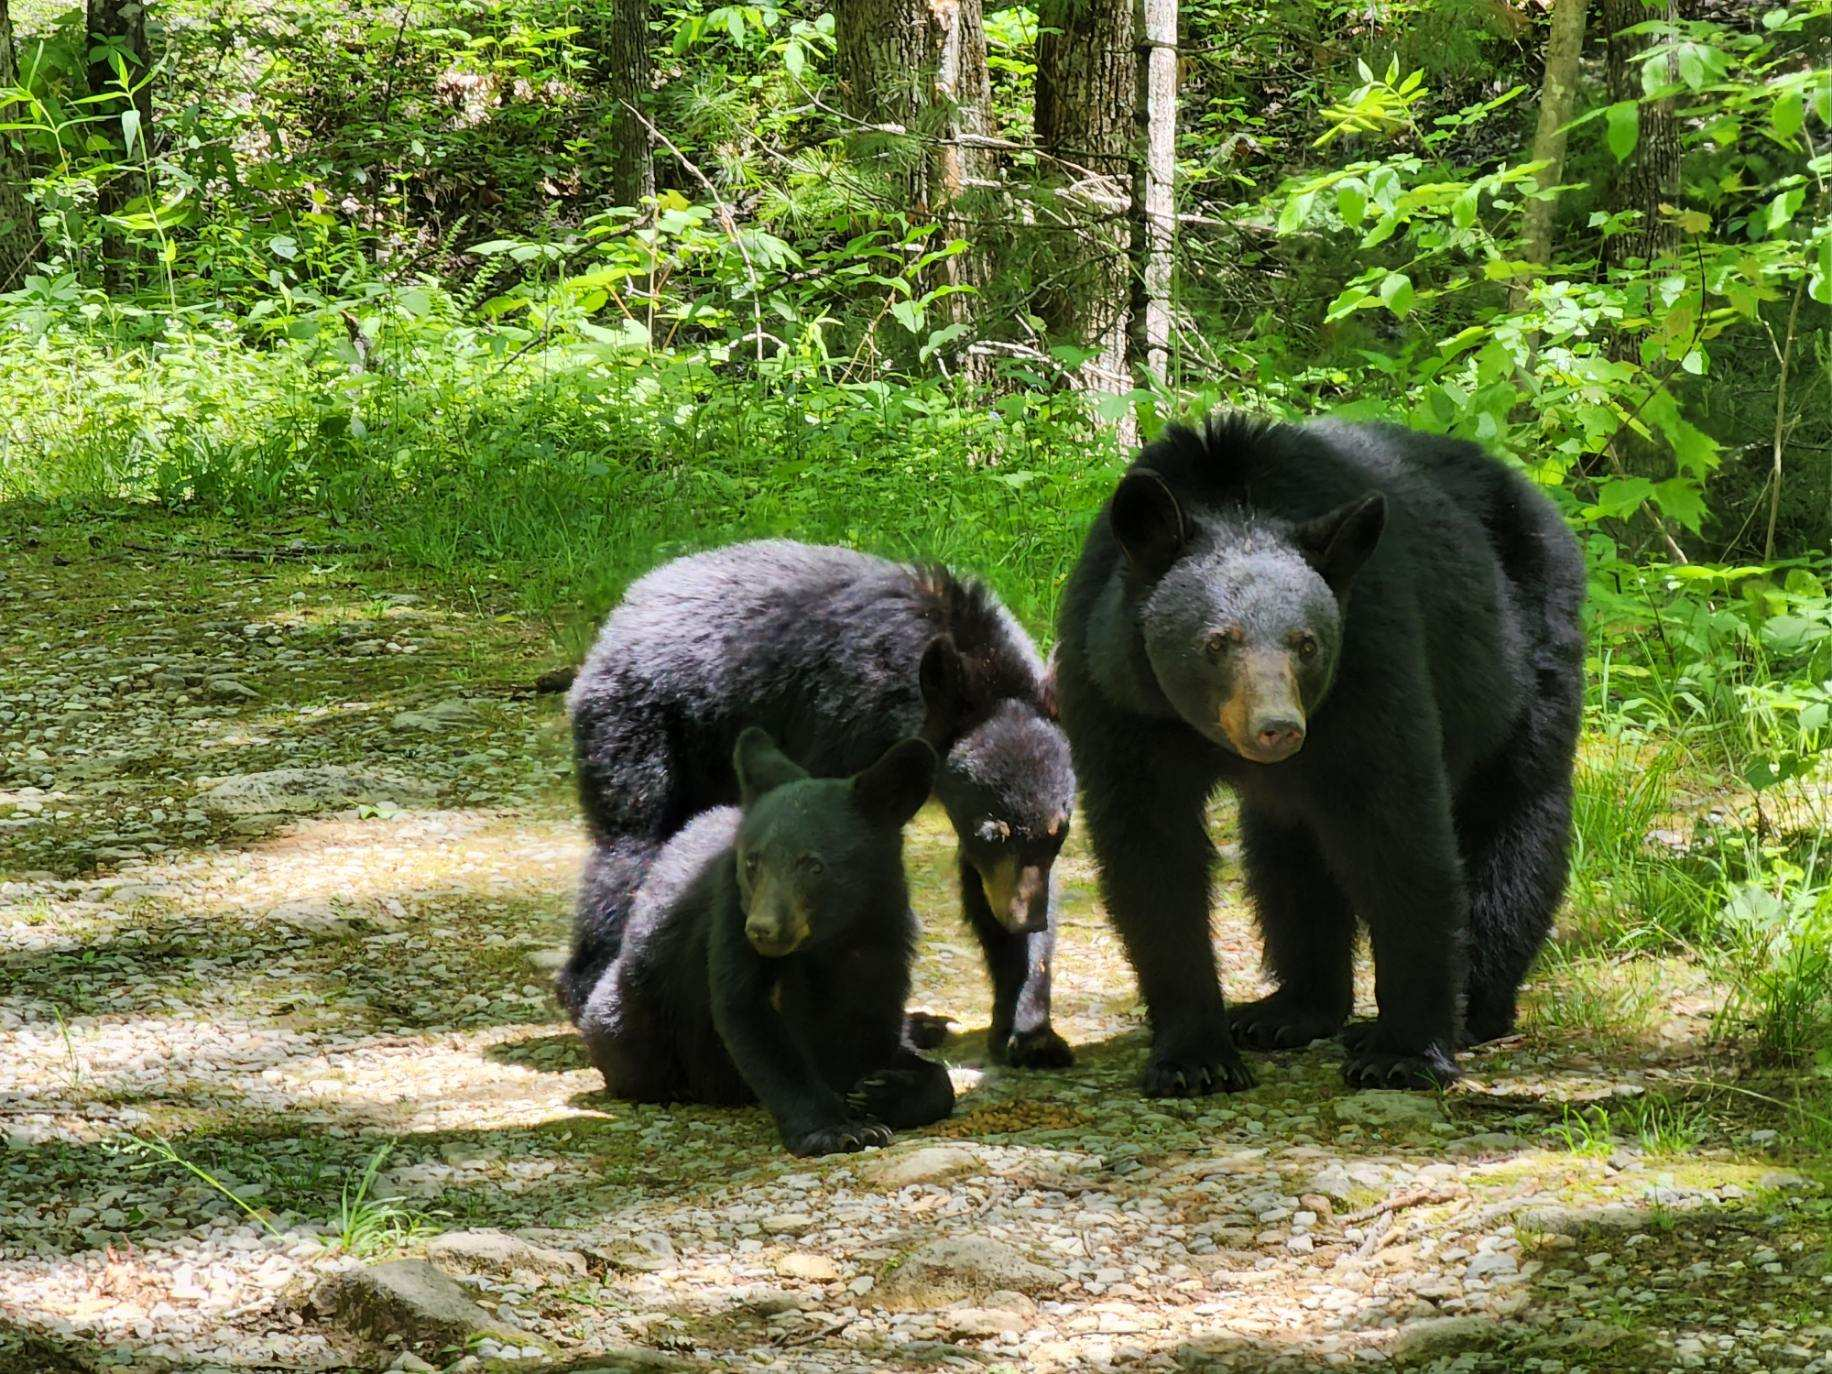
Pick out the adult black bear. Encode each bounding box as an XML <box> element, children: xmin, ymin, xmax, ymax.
<box><xmin>1055</xmin><ymin>414</ymin><xmax>1583</xmax><ymax>1093</ymax></box>
<box><xmin>560</xmin><ymin>541</ymin><xmax>1077</xmax><ymax>1069</ymax></box>
<box><xmin>579</xmin><ymin>728</ymin><xmax>955</xmax><ymax>1156</ymax></box>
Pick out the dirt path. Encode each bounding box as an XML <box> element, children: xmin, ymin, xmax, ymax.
<box><xmin>1</xmin><ymin>511</ymin><xmax>1827</xmax><ymax>1374</ymax></box>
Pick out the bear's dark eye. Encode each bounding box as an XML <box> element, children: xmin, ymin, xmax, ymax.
<box><xmin>742</xmin><ymin>850</ymin><xmax>763</xmax><ymax>877</ymax></box>
<box><xmin>1205</xmin><ymin>628</ymin><xmax>1240</xmax><ymax>659</ymax></box>
<box><xmin>1296</xmin><ymin>633</ymin><xmax>1319</xmax><ymax>660</ymax></box>
<box><xmin>797</xmin><ymin>854</ymin><xmax>825</xmax><ymax>877</ymax></box>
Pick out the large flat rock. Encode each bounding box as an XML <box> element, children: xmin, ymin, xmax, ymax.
<box><xmin>876</xmin><ymin>1236</ymin><xmax>1060</xmax><ymax>1311</ymax></box>
<box><xmin>312</xmin><ymin>1259</ymin><xmax>533</xmax><ymax>1352</ymax></box>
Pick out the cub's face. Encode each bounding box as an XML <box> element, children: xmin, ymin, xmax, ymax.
<box><xmin>918</xmin><ymin>640</ymin><xmax>1076</xmax><ymax>935</ymax></box>
<box><xmin>731</xmin><ymin>728</ymin><xmax>935</xmax><ymax>957</ymax></box>
<box><xmin>1143</xmin><ymin>550</ymin><xmax>1342</xmax><ymax>764</ymax></box>
<box><xmin>1108</xmin><ymin>469</ymin><xmax>1385</xmax><ymax>766</ymax></box>
<box><xmin>935</xmin><ymin>716</ymin><xmax>1073</xmax><ymax>935</ymax></box>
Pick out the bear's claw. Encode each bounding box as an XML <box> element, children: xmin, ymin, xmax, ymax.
<box><xmin>1228</xmin><ymin>995</ymin><xmax>1345</xmax><ymax>1051</ymax></box>
<box><xmin>787</xmin><ymin>1117</ymin><xmax>893</xmax><ymax>1156</ymax></box>
<box><xmin>1340</xmin><ymin>1021</ymin><xmax>1460</xmax><ymax>1090</ymax></box>
<box><xmin>1141</xmin><ymin>1042</ymin><xmax>1256</xmax><ymax>1097</ymax></box>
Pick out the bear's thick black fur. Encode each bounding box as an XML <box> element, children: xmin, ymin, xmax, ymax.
<box><xmin>580</xmin><ymin>728</ymin><xmax>955</xmax><ymax>1156</ymax></box>
<box><xmin>560</xmin><ymin>540</ymin><xmax>1077</xmax><ymax>1068</ymax></box>
<box><xmin>1055</xmin><ymin>414</ymin><xmax>1584</xmax><ymax>1093</ymax></box>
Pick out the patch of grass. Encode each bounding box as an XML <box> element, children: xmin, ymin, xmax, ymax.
<box><xmin>1550</xmin><ymin>1095</ymin><xmax>1709</xmax><ymax>1159</ymax></box>
<box><xmin>1524</xmin><ymin>944</ymin><xmax>1663</xmax><ymax>1040</ymax></box>
<box><xmin>122</xmin><ymin>1133</ymin><xmax>286</xmax><ymax>1237</ymax></box>
<box><xmin>1551</xmin><ymin>1104</ymin><xmax>1617</xmax><ymax>1158</ymax></box>
<box><xmin>333</xmin><ymin>1140</ymin><xmax>441</xmax><ymax>1257</ymax></box>
<box><xmin>1566</xmin><ymin>742</ymin><xmax>1715</xmax><ymax>950</ymax></box>
<box><xmin>1620</xmin><ymin>1095</ymin><xmax>1709</xmax><ymax>1157</ymax></box>
<box><xmin>1714</xmin><ymin>876</ymin><xmax>1832</xmax><ymax>1066</ymax></box>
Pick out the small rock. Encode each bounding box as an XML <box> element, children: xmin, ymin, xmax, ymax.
<box><xmin>775</xmin><ymin>1252</ymin><xmax>842</xmax><ymax>1282</ymax></box>
<box><xmin>1517</xmin><ymin>1204</ymin><xmax>1642</xmax><ymax>1236</ymax></box>
<box><xmin>939</xmin><ymin>1305</ymin><xmax>1027</xmax><ymax>1338</ymax></box>
<box><xmin>1465</xmin><ymin>1251</ymin><xmax>1519</xmax><ymax>1282</ymax></box>
<box><xmin>1333</xmin><ymin>1092</ymin><xmax>1444</xmax><ymax>1128</ymax></box>
<box><xmin>1450</xmin><ymin>1132</ymin><xmax>1528</xmax><ymax>1155</ymax></box>
<box><xmin>877</xmin><ymin>1236</ymin><xmax>1059</xmax><ymax>1311</ymax></box>
<box><xmin>206</xmin><ymin>676</ymin><xmax>260</xmax><ymax>701</ymax></box>
<box><xmin>267</xmin><ymin>899</ymin><xmax>352</xmax><ymax>933</ymax></box>
<box><xmin>425</xmin><ymin>1229</ymin><xmax>587</xmax><ymax>1280</ymax></box>
<box><xmin>1758</xmin><ymin>1170</ymin><xmax>1809</xmax><ymax>1192</ymax></box>
<box><xmin>1391</xmin><ymin>1315</ymin><xmax>1512</xmax><ymax>1358</ymax></box>
<box><xmin>759</xmin><ymin>1212</ymin><xmax>815</xmax><ymax>1236</ymax></box>
<box><xmin>598</xmin><ymin>1232</ymin><xmax>677</xmax><ymax>1273</ymax></box>
<box><xmin>857</xmin><ymin>1144</ymin><xmax>979</xmax><ymax>1190</ymax></box>
<box><xmin>391</xmin><ymin>699</ymin><xmax>482</xmax><ymax>733</ymax></box>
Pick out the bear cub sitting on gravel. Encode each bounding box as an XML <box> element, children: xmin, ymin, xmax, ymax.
<box><xmin>579</xmin><ymin>727</ymin><xmax>954</xmax><ymax>1156</ymax></box>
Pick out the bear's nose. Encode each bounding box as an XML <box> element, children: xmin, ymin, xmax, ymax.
<box><xmin>1254</xmin><ymin>718</ymin><xmax>1304</xmax><ymax>754</ymax></box>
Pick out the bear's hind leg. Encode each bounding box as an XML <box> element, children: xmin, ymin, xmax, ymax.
<box><xmin>1457</xmin><ymin>751</ymin><xmax>1574</xmax><ymax>1045</ymax></box>
<box><xmin>557</xmin><ymin>835</ymin><xmax>666</xmax><ymax>1020</ymax></box>
<box><xmin>1228</xmin><ymin>808</ymin><xmax>1357</xmax><ymax>1050</ymax></box>
<box><xmin>559</xmin><ymin>697</ymin><xmax>690</xmax><ymax>1019</ymax></box>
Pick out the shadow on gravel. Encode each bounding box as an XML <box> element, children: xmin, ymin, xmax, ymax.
<box><xmin>488</xmin><ymin>1031</ymin><xmax>593</xmax><ymax>1073</ymax></box>
<box><xmin>0</xmin><ymin>898</ymin><xmax>568</xmax><ymax>1033</ymax></box>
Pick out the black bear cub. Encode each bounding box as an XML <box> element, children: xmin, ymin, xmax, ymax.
<box><xmin>580</xmin><ymin>727</ymin><xmax>955</xmax><ymax>1156</ymax></box>
<box><xmin>1056</xmin><ymin>414</ymin><xmax>1584</xmax><ymax>1093</ymax></box>
<box><xmin>562</xmin><ymin>540</ymin><xmax>1076</xmax><ymax>1069</ymax></box>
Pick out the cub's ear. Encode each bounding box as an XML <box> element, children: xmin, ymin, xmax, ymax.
<box><xmin>852</xmin><ymin>738</ymin><xmax>938</xmax><ymax>829</ymax></box>
<box><xmin>1038</xmin><ymin>647</ymin><xmax>1060</xmax><ymax>723</ymax></box>
<box><xmin>1293</xmin><ymin>492</ymin><xmax>1386</xmax><ymax>596</ymax></box>
<box><xmin>733</xmin><ymin>727</ymin><xmax>808</xmax><ymax>807</ymax></box>
<box><xmin>1110</xmin><ymin>469</ymin><xmax>1187</xmax><ymax>577</ymax></box>
<box><xmin>918</xmin><ymin>635</ymin><xmax>970</xmax><ymax>737</ymax></box>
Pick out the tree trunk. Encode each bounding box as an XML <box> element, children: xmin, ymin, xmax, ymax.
<box><xmin>85</xmin><ymin>0</ymin><xmax>153</xmax><ymax>284</ymax></box>
<box><xmin>1036</xmin><ymin>0</ymin><xmax>1137</xmax><ymax>418</ymax></box>
<box><xmin>0</xmin><ymin>0</ymin><xmax>33</xmax><ymax>288</ymax></box>
<box><xmin>1602</xmin><ymin>0</ymin><xmax>1680</xmax><ymax>269</ymax></box>
<box><xmin>929</xmin><ymin>0</ymin><xmax>994</xmax><ymax>375</ymax></box>
<box><xmin>1129</xmin><ymin>0</ymin><xmax>1176</xmax><ymax>383</ymax></box>
<box><xmin>1512</xmin><ymin>0</ymin><xmax>1589</xmax><ymax>306</ymax></box>
<box><xmin>607</xmin><ymin>0</ymin><xmax>653</xmax><ymax>208</ymax></box>
<box><xmin>835</xmin><ymin>0</ymin><xmax>993</xmax><ymax>369</ymax></box>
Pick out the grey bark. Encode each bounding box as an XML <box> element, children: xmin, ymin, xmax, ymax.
<box><xmin>607</xmin><ymin>0</ymin><xmax>653</xmax><ymax>208</ymax></box>
<box><xmin>835</xmin><ymin>0</ymin><xmax>993</xmax><ymax>367</ymax></box>
<box><xmin>1036</xmin><ymin>0</ymin><xmax>1136</xmax><ymax>410</ymax></box>
<box><xmin>1513</xmin><ymin>0</ymin><xmax>1589</xmax><ymax>305</ymax></box>
<box><xmin>1129</xmin><ymin>0</ymin><xmax>1175</xmax><ymax>383</ymax></box>
<box><xmin>1602</xmin><ymin>0</ymin><xmax>1681</xmax><ymax>269</ymax></box>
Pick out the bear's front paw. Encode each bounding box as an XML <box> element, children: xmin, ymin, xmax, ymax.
<box><xmin>1228</xmin><ymin>994</ymin><xmax>1345</xmax><ymax>1051</ymax></box>
<box><xmin>846</xmin><ymin>1069</ymin><xmax>924</xmax><ymax>1119</ymax></box>
<box><xmin>1002</xmin><ymin>1026</ymin><xmax>1075</xmax><ymax>1070</ymax></box>
<box><xmin>1141</xmin><ymin>1037</ymin><xmax>1256</xmax><ymax>1097</ymax></box>
<box><xmin>1341</xmin><ymin>1021</ymin><xmax>1459</xmax><ymax>1090</ymax></box>
<box><xmin>785</xmin><ymin>1117</ymin><xmax>894</xmax><ymax>1157</ymax></box>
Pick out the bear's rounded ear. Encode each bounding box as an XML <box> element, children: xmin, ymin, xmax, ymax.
<box><xmin>1111</xmin><ymin>469</ymin><xmax>1187</xmax><ymax>578</ymax></box>
<box><xmin>733</xmin><ymin>726</ymin><xmax>809</xmax><ymax>807</ymax></box>
<box><xmin>1293</xmin><ymin>491</ymin><xmax>1386</xmax><ymax>596</ymax></box>
<box><xmin>918</xmin><ymin>635</ymin><xmax>970</xmax><ymax>738</ymax></box>
<box><xmin>853</xmin><ymin>738</ymin><xmax>937</xmax><ymax>828</ymax></box>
